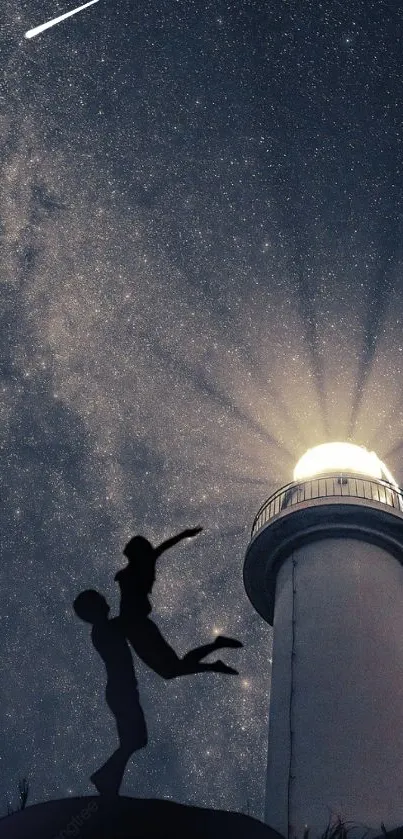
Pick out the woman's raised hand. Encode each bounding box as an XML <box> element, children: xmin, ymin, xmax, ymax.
<box><xmin>183</xmin><ymin>526</ymin><xmax>203</xmax><ymax>538</ymax></box>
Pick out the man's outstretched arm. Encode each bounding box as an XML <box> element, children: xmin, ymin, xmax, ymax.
<box><xmin>153</xmin><ymin>527</ymin><xmax>202</xmax><ymax>559</ymax></box>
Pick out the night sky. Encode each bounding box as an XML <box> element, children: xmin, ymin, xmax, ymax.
<box><xmin>1</xmin><ymin>0</ymin><xmax>403</xmax><ymax>821</ymax></box>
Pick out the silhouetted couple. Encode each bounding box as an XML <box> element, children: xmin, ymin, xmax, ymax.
<box><xmin>74</xmin><ymin>527</ymin><xmax>242</xmax><ymax>796</ymax></box>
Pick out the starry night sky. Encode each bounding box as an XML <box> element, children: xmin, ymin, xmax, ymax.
<box><xmin>1</xmin><ymin>0</ymin><xmax>403</xmax><ymax>820</ymax></box>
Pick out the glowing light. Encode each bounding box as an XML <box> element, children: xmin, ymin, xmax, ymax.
<box><xmin>293</xmin><ymin>442</ymin><xmax>392</xmax><ymax>482</ymax></box>
<box><xmin>24</xmin><ymin>0</ymin><xmax>99</xmax><ymax>39</ymax></box>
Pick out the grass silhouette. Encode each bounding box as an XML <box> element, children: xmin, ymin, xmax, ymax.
<box><xmin>4</xmin><ymin>777</ymin><xmax>29</xmax><ymax>817</ymax></box>
<box><xmin>298</xmin><ymin>815</ymin><xmax>385</xmax><ymax>839</ymax></box>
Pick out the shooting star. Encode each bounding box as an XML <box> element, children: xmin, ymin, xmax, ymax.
<box><xmin>24</xmin><ymin>0</ymin><xmax>99</xmax><ymax>39</ymax></box>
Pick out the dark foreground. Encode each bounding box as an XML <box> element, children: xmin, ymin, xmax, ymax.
<box><xmin>0</xmin><ymin>795</ymin><xmax>284</xmax><ymax>839</ymax></box>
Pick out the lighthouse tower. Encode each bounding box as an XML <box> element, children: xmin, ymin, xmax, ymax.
<box><xmin>243</xmin><ymin>443</ymin><xmax>403</xmax><ymax>839</ymax></box>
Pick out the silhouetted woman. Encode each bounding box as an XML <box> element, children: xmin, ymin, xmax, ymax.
<box><xmin>115</xmin><ymin>527</ymin><xmax>242</xmax><ymax>678</ymax></box>
<box><xmin>115</xmin><ymin>527</ymin><xmax>202</xmax><ymax>619</ymax></box>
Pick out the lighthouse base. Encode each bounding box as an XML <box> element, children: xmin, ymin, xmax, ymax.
<box><xmin>264</xmin><ymin>536</ymin><xmax>403</xmax><ymax>839</ymax></box>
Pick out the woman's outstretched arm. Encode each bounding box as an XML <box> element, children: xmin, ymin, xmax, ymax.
<box><xmin>153</xmin><ymin>527</ymin><xmax>202</xmax><ymax>559</ymax></box>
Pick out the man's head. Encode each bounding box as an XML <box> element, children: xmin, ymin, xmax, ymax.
<box><xmin>73</xmin><ymin>589</ymin><xmax>110</xmax><ymax>624</ymax></box>
<box><xmin>123</xmin><ymin>535</ymin><xmax>153</xmax><ymax>563</ymax></box>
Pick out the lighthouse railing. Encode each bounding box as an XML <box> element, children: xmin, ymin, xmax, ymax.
<box><xmin>251</xmin><ymin>475</ymin><xmax>403</xmax><ymax>537</ymax></box>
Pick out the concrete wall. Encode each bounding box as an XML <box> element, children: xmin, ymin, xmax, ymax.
<box><xmin>264</xmin><ymin>537</ymin><xmax>403</xmax><ymax>839</ymax></box>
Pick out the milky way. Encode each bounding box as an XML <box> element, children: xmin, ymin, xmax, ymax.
<box><xmin>1</xmin><ymin>0</ymin><xmax>403</xmax><ymax>819</ymax></box>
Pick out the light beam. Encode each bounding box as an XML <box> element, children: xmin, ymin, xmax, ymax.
<box><xmin>24</xmin><ymin>0</ymin><xmax>99</xmax><ymax>40</ymax></box>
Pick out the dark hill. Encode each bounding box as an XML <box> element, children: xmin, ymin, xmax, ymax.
<box><xmin>0</xmin><ymin>795</ymin><xmax>284</xmax><ymax>839</ymax></box>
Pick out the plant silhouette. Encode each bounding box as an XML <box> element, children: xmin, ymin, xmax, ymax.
<box><xmin>74</xmin><ymin>526</ymin><xmax>242</xmax><ymax>796</ymax></box>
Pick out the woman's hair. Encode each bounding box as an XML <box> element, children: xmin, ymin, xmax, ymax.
<box><xmin>123</xmin><ymin>535</ymin><xmax>154</xmax><ymax>561</ymax></box>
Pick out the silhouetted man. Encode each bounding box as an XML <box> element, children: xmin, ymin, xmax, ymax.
<box><xmin>73</xmin><ymin>589</ymin><xmax>147</xmax><ymax>796</ymax></box>
<box><xmin>74</xmin><ymin>579</ymin><xmax>242</xmax><ymax>796</ymax></box>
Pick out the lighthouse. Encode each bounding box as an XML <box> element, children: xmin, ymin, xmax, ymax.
<box><xmin>243</xmin><ymin>443</ymin><xmax>403</xmax><ymax>839</ymax></box>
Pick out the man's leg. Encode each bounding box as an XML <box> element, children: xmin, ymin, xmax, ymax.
<box><xmin>91</xmin><ymin>691</ymin><xmax>148</xmax><ymax>795</ymax></box>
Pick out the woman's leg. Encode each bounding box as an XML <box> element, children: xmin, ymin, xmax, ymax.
<box><xmin>181</xmin><ymin>641</ymin><xmax>219</xmax><ymax>666</ymax></box>
<box><xmin>123</xmin><ymin>618</ymin><xmax>238</xmax><ymax>678</ymax></box>
<box><xmin>123</xmin><ymin>617</ymin><xmax>183</xmax><ymax>678</ymax></box>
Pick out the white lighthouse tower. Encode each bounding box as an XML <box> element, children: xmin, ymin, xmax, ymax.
<box><xmin>243</xmin><ymin>443</ymin><xmax>403</xmax><ymax>839</ymax></box>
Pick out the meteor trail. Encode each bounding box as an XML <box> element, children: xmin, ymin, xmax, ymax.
<box><xmin>24</xmin><ymin>0</ymin><xmax>99</xmax><ymax>39</ymax></box>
